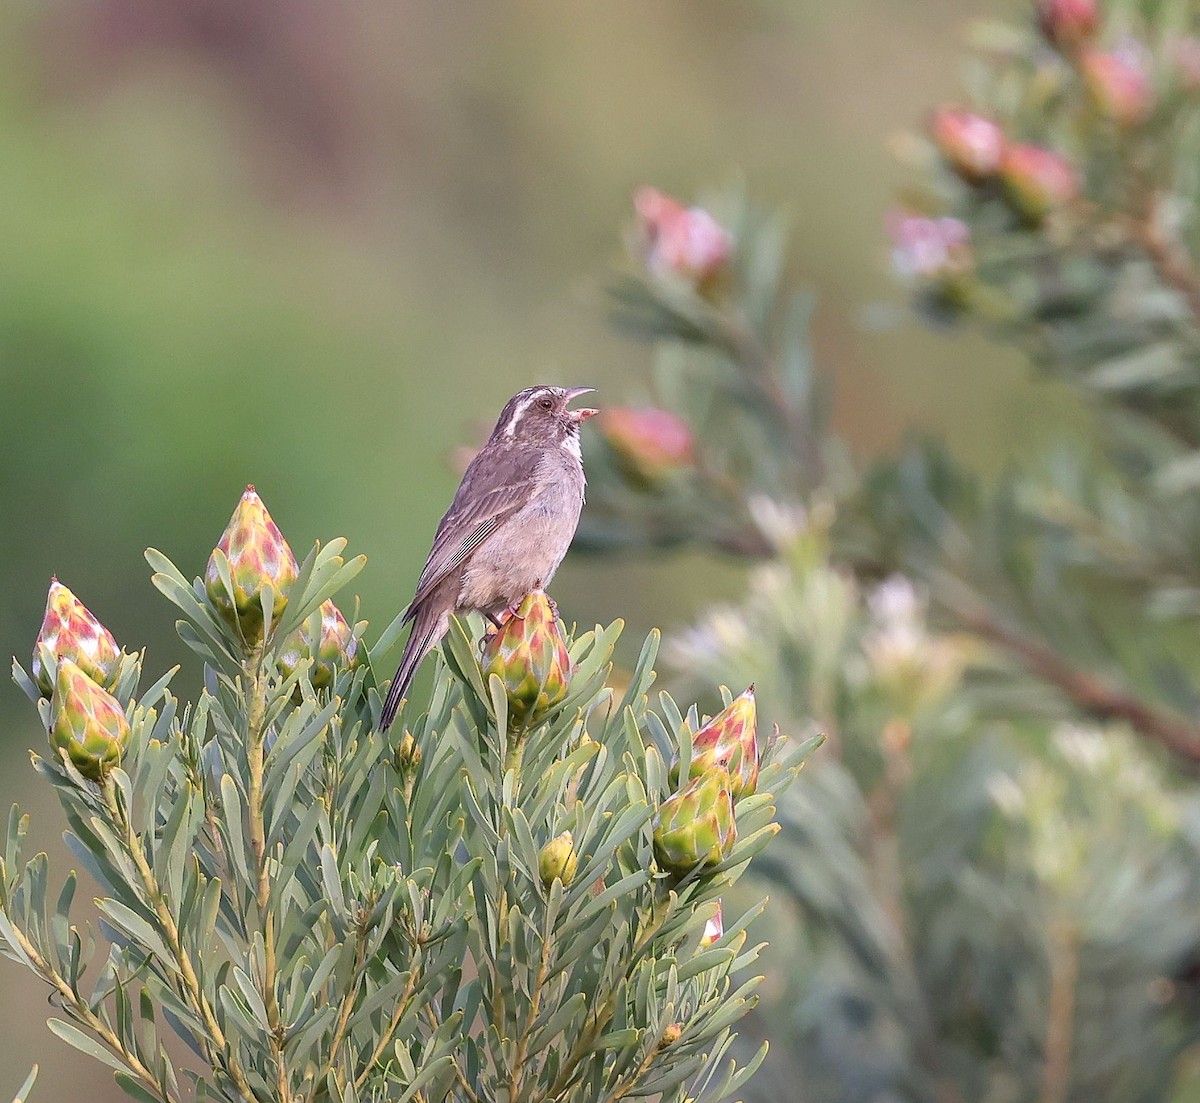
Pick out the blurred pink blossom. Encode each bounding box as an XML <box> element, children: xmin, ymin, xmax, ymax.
<box><xmin>635</xmin><ymin>186</ymin><xmax>733</xmax><ymax>288</ymax></box>
<box><xmin>887</xmin><ymin>212</ymin><xmax>972</xmax><ymax>281</ymax></box>
<box><xmin>1037</xmin><ymin>0</ymin><xmax>1099</xmax><ymax>49</ymax></box>
<box><xmin>930</xmin><ymin>107</ymin><xmax>1006</xmax><ymax>180</ymax></box>
<box><xmin>1083</xmin><ymin>43</ymin><xmax>1154</xmax><ymax>127</ymax></box>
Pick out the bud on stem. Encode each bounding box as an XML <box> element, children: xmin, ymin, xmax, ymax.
<box><xmin>49</xmin><ymin>658</ymin><xmax>131</xmax><ymax>782</ymax></box>
<box><xmin>204</xmin><ymin>486</ymin><xmax>299</xmax><ymax>645</ymax></box>
<box><xmin>32</xmin><ymin>579</ymin><xmax>121</xmax><ymax>697</ymax></box>
<box><xmin>539</xmin><ymin>831</ymin><xmax>579</xmax><ymax>888</ymax></box>
<box><xmin>480</xmin><ymin>590</ymin><xmax>572</xmax><ymax>728</ymax></box>
<box><xmin>654</xmin><ymin>769</ymin><xmax>737</xmax><ymax>874</ymax></box>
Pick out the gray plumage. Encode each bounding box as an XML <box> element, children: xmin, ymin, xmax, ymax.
<box><xmin>379</xmin><ymin>385</ymin><xmax>596</xmax><ymax>731</ymax></box>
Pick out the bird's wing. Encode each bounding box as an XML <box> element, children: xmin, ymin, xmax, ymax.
<box><xmin>405</xmin><ymin>445</ymin><xmax>542</xmax><ymax>616</ymax></box>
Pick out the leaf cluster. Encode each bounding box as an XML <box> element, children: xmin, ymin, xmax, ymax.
<box><xmin>1</xmin><ymin>526</ymin><xmax>813</xmax><ymax>1103</ymax></box>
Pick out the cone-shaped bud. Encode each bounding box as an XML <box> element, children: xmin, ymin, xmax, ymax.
<box><xmin>49</xmin><ymin>658</ymin><xmax>130</xmax><ymax>781</ymax></box>
<box><xmin>600</xmin><ymin>407</ymin><xmax>696</xmax><ymax>486</ymax></box>
<box><xmin>539</xmin><ymin>830</ymin><xmax>579</xmax><ymax>888</ymax></box>
<box><xmin>699</xmin><ymin>900</ymin><xmax>724</xmax><ymax>949</ymax></box>
<box><xmin>680</xmin><ymin>686</ymin><xmax>760</xmax><ymax>798</ymax></box>
<box><xmin>480</xmin><ymin>590</ymin><xmax>572</xmax><ymax>727</ymax></box>
<box><xmin>653</xmin><ymin>769</ymin><xmax>736</xmax><ymax>874</ymax></box>
<box><xmin>634</xmin><ymin>186</ymin><xmax>733</xmax><ymax>293</ymax></box>
<box><xmin>204</xmin><ymin>486</ymin><xmax>299</xmax><ymax>643</ymax></box>
<box><xmin>277</xmin><ymin>600</ymin><xmax>358</xmax><ymax>690</ymax></box>
<box><xmin>1000</xmin><ymin>144</ymin><xmax>1079</xmax><ymax>223</ymax></box>
<box><xmin>661</xmin><ymin>1023</ymin><xmax>684</xmax><ymax>1048</ymax></box>
<box><xmin>1083</xmin><ymin>47</ymin><xmax>1153</xmax><ymax>128</ymax></box>
<box><xmin>1037</xmin><ymin>0</ymin><xmax>1098</xmax><ymax>50</ymax></box>
<box><xmin>930</xmin><ymin>108</ymin><xmax>1005</xmax><ymax>181</ymax></box>
<box><xmin>32</xmin><ymin>579</ymin><xmax>121</xmax><ymax>697</ymax></box>
<box><xmin>395</xmin><ymin>731</ymin><xmax>423</xmax><ymax>777</ymax></box>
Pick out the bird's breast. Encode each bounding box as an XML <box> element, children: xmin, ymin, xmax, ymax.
<box><xmin>457</xmin><ymin>458</ymin><xmax>585</xmax><ymax>612</ymax></box>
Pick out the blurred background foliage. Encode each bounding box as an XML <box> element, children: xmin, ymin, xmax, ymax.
<box><xmin>0</xmin><ymin>0</ymin><xmax>1150</xmax><ymax>1099</ymax></box>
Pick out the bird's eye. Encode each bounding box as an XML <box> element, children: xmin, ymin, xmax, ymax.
<box><xmin>538</xmin><ymin>397</ymin><xmax>554</xmax><ymax>410</ymax></box>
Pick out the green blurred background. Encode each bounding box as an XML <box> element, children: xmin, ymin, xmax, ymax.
<box><xmin>0</xmin><ymin>0</ymin><xmax>1063</xmax><ymax>1096</ymax></box>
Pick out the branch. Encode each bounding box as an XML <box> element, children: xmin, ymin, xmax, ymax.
<box><xmin>950</xmin><ymin>599</ymin><xmax>1200</xmax><ymax>768</ymax></box>
<box><xmin>1131</xmin><ymin>199</ymin><xmax>1200</xmax><ymax>327</ymax></box>
<box><xmin>102</xmin><ymin>781</ymin><xmax>260</xmax><ymax>1103</ymax></box>
<box><xmin>1039</xmin><ymin>919</ymin><xmax>1080</xmax><ymax>1103</ymax></box>
<box><xmin>3</xmin><ymin>915</ymin><xmax>177</xmax><ymax>1103</ymax></box>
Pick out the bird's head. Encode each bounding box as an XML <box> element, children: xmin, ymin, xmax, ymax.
<box><xmin>490</xmin><ymin>386</ymin><xmax>598</xmax><ymax>451</ymax></box>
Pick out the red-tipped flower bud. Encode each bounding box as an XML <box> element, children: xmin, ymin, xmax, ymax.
<box><xmin>681</xmin><ymin>686</ymin><xmax>760</xmax><ymax>799</ymax></box>
<box><xmin>1083</xmin><ymin>47</ymin><xmax>1153</xmax><ymax>128</ymax></box>
<box><xmin>539</xmin><ymin>830</ymin><xmax>579</xmax><ymax>888</ymax></box>
<box><xmin>599</xmin><ymin>407</ymin><xmax>696</xmax><ymax>485</ymax></box>
<box><xmin>699</xmin><ymin>900</ymin><xmax>724</xmax><ymax>949</ymax></box>
<box><xmin>481</xmin><ymin>590</ymin><xmax>572</xmax><ymax>727</ymax></box>
<box><xmin>277</xmin><ymin>600</ymin><xmax>358</xmax><ymax>690</ymax></box>
<box><xmin>49</xmin><ymin>657</ymin><xmax>131</xmax><ymax>782</ymax></box>
<box><xmin>930</xmin><ymin>108</ymin><xmax>1006</xmax><ymax>181</ymax></box>
<box><xmin>999</xmin><ymin>143</ymin><xmax>1080</xmax><ymax>222</ymax></box>
<box><xmin>1037</xmin><ymin>0</ymin><xmax>1099</xmax><ymax>49</ymax></box>
<box><xmin>634</xmin><ymin>186</ymin><xmax>733</xmax><ymax>292</ymax></box>
<box><xmin>204</xmin><ymin>486</ymin><xmax>299</xmax><ymax>643</ymax></box>
<box><xmin>653</xmin><ymin>769</ymin><xmax>737</xmax><ymax>874</ymax></box>
<box><xmin>32</xmin><ymin>579</ymin><xmax>121</xmax><ymax>697</ymax></box>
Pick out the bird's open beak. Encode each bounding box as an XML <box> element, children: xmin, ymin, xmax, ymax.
<box><xmin>564</xmin><ymin>387</ymin><xmax>599</xmax><ymax>424</ymax></box>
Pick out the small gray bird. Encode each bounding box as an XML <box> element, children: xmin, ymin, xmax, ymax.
<box><xmin>379</xmin><ymin>385</ymin><xmax>598</xmax><ymax>731</ymax></box>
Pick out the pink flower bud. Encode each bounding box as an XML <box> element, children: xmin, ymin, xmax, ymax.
<box><xmin>32</xmin><ymin>579</ymin><xmax>122</xmax><ymax>697</ymax></box>
<box><xmin>887</xmin><ymin>213</ymin><xmax>973</xmax><ymax>282</ymax></box>
<box><xmin>699</xmin><ymin>900</ymin><xmax>724</xmax><ymax>949</ymax></box>
<box><xmin>999</xmin><ymin>144</ymin><xmax>1080</xmax><ymax>222</ymax></box>
<box><xmin>599</xmin><ymin>407</ymin><xmax>695</xmax><ymax>485</ymax></box>
<box><xmin>480</xmin><ymin>590</ymin><xmax>572</xmax><ymax>727</ymax></box>
<box><xmin>930</xmin><ymin>108</ymin><xmax>1006</xmax><ymax>181</ymax></box>
<box><xmin>1037</xmin><ymin>0</ymin><xmax>1099</xmax><ymax>50</ymax></box>
<box><xmin>673</xmin><ymin>685</ymin><xmax>760</xmax><ymax>799</ymax></box>
<box><xmin>634</xmin><ymin>186</ymin><xmax>733</xmax><ymax>291</ymax></box>
<box><xmin>204</xmin><ymin>486</ymin><xmax>299</xmax><ymax>644</ymax></box>
<box><xmin>1083</xmin><ymin>46</ymin><xmax>1153</xmax><ymax>127</ymax></box>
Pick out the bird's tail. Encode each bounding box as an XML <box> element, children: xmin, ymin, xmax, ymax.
<box><xmin>379</xmin><ymin>605</ymin><xmax>448</xmax><ymax>732</ymax></box>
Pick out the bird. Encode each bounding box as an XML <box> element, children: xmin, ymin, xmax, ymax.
<box><xmin>379</xmin><ymin>385</ymin><xmax>598</xmax><ymax>731</ymax></box>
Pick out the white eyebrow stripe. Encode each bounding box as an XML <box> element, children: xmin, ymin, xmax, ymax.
<box><xmin>504</xmin><ymin>392</ymin><xmax>539</xmax><ymax>436</ymax></box>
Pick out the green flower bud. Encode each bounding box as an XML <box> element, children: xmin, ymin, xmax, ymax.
<box><xmin>672</xmin><ymin>685</ymin><xmax>760</xmax><ymax>799</ymax></box>
<box><xmin>49</xmin><ymin>658</ymin><xmax>131</xmax><ymax>782</ymax></box>
<box><xmin>277</xmin><ymin>600</ymin><xmax>358</xmax><ymax>689</ymax></box>
<box><xmin>539</xmin><ymin>830</ymin><xmax>579</xmax><ymax>888</ymax></box>
<box><xmin>204</xmin><ymin>486</ymin><xmax>299</xmax><ymax>644</ymax></box>
<box><xmin>653</xmin><ymin>769</ymin><xmax>736</xmax><ymax>874</ymax></box>
<box><xmin>395</xmin><ymin>731</ymin><xmax>423</xmax><ymax>777</ymax></box>
<box><xmin>32</xmin><ymin>578</ymin><xmax>121</xmax><ymax>697</ymax></box>
<box><xmin>480</xmin><ymin>590</ymin><xmax>572</xmax><ymax>727</ymax></box>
